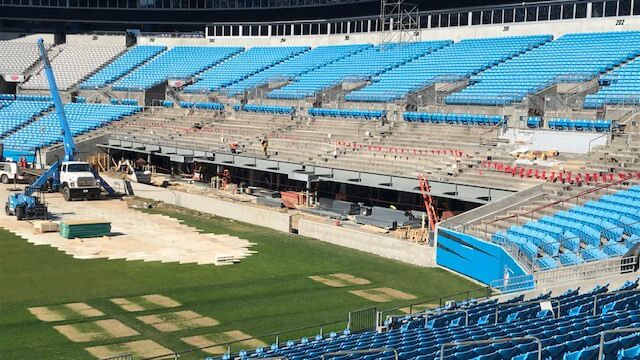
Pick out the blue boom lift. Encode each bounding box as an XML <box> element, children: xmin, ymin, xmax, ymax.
<box><xmin>5</xmin><ymin>38</ymin><xmax>115</xmax><ymax>220</ymax></box>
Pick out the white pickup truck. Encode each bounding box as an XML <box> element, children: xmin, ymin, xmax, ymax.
<box><xmin>0</xmin><ymin>162</ymin><xmax>25</xmax><ymax>184</ymax></box>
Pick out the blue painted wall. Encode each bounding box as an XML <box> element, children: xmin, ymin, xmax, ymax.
<box><xmin>436</xmin><ymin>227</ymin><xmax>530</xmax><ymax>287</ymax></box>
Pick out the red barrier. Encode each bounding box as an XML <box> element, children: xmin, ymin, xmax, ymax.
<box><xmin>480</xmin><ymin>160</ymin><xmax>639</xmax><ymax>185</ymax></box>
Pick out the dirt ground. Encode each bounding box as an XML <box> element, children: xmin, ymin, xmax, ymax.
<box><xmin>28</xmin><ymin>302</ymin><xmax>104</xmax><ymax>322</ymax></box>
<box><xmin>54</xmin><ymin>319</ymin><xmax>139</xmax><ymax>342</ymax></box>
<box><xmin>136</xmin><ymin>310</ymin><xmax>219</xmax><ymax>332</ymax></box>
<box><xmin>110</xmin><ymin>294</ymin><xmax>181</xmax><ymax>312</ymax></box>
<box><xmin>309</xmin><ymin>273</ymin><xmax>371</xmax><ymax>288</ymax></box>
<box><xmin>349</xmin><ymin>287</ymin><xmax>417</xmax><ymax>303</ymax></box>
<box><xmin>0</xmin><ymin>185</ymin><xmax>255</xmax><ymax>266</ymax></box>
<box><xmin>85</xmin><ymin>339</ymin><xmax>172</xmax><ymax>359</ymax></box>
<box><xmin>181</xmin><ymin>330</ymin><xmax>267</xmax><ymax>354</ymax></box>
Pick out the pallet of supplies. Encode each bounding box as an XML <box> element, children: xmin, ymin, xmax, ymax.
<box><xmin>33</xmin><ymin>221</ymin><xmax>59</xmax><ymax>234</ymax></box>
<box><xmin>59</xmin><ymin>220</ymin><xmax>111</xmax><ymax>239</ymax></box>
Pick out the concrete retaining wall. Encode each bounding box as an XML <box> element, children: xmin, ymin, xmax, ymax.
<box><xmin>104</xmin><ymin>177</ymin><xmax>437</xmax><ymax>267</ymax></box>
<box><xmin>106</xmin><ymin>178</ymin><xmax>292</xmax><ymax>233</ymax></box>
<box><xmin>298</xmin><ymin>219</ymin><xmax>436</xmax><ymax>267</ymax></box>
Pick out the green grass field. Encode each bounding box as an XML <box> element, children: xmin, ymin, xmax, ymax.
<box><xmin>0</xmin><ymin>204</ymin><xmax>483</xmax><ymax>359</ymax></box>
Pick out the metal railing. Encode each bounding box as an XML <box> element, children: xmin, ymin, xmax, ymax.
<box><xmin>425</xmin><ymin>309</ymin><xmax>469</xmax><ymax>327</ymax></box>
<box><xmin>597</xmin><ymin>328</ymin><xmax>640</xmax><ymax>359</ymax></box>
<box><xmin>483</xmin><ymin>175</ymin><xmax>632</xmax><ymax>241</ymax></box>
<box><xmin>494</xmin><ymin>298</ymin><xmax>561</xmax><ymax>323</ymax></box>
<box><xmin>322</xmin><ymin>348</ymin><xmax>398</xmax><ymax>360</ymax></box>
<box><xmin>440</xmin><ymin>336</ymin><xmax>542</xmax><ymax>360</ymax></box>
<box><xmin>378</xmin><ymin>286</ymin><xmax>492</xmax><ymax>328</ymax></box>
<box><xmin>491</xmin><ymin>256</ymin><xmax>638</xmax><ymax>293</ymax></box>
<box><xmin>592</xmin><ymin>288</ymin><xmax>640</xmax><ymax>316</ymax></box>
<box><xmin>142</xmin><ymin>319</ymin><xmax>346</xmax><ymax>360</ymax></box>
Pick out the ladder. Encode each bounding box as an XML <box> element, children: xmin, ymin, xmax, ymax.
<box><xmin>417</xmin><ymin>173</ymin><xmax>438</xmax><ymax>231</ymax></box>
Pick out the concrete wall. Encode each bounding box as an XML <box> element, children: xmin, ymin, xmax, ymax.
<box><xmin>136</xmin><ymin>16</ymin><xmax>640</xmax><ymax>48</ymax></box>
<box><xmin>106</xmin><ymin>177</ymin><xmax>293</xmax><ymax>233</ymax></box>
<box><xmin>66</xmin><ymin>34</ymin><xmax>126</xmax><ymax>45</ymax></box>
<box><xmin>41</xmin><ymin>134</ymin><xmax>110</xmax><ymax>165</ymax></box>
<box><xmin>442</xmin><ymin>183</ymin><xmax>545</xmax><ymax>232</ymax></box>
<box><xmin>502</xmin><ymin>128</ymin><xmax>609</xmax><ymax>153</ymax></box>
<box><xmin>436</xmin><ymin>228</ymin><xmax>529</xmax><ymax>285</ymax></box>
<box><xmin>298</xmin><ymin>218</ymin><xmax>436</xmax><ymax>267</ymax></box>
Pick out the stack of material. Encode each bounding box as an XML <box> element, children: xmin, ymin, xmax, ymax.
<box><xmin>59</xmin><ymin>220</ymin><xmax>111</xmax><ymax>239</ymax></box>
<box><xmin>214</xmin><ymin>254</ymin><xmax>237</xmax><ymax>266</ymax></box>
<box><xmin>33</xmin><ymin>221</ymin><xmax>59</xmax><ymax>234</ymax></box>
<box><xmin>280</xmin><ymin>191</ymin><xmax>306</xmax><ymax>209</ymax></box>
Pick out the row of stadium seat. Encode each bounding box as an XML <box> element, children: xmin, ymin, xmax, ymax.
<box><xmin>80</xmin><ymin>45</ymin><xmax>166</xmax><ymax>89</ymax></box>
<box><xmin>184</xmin><ymin>46</ymin><xmax>308</xmax><ymax>93</ymax></box>
<box><xmin>233</xmin><ymin>104</ymin><xmax>295</xmax><ymax>115</ymax></box>
<box><xmin>15</xmin><ymin>94</ymin><xmax>52</xmax><ymax>101</ymax></box>
<box><xmin>492</xmin><ymin>185</ymin><xmax>640</xmax><ymax>270</ymax></box>
<box><xmin>392</xmin><ymin>282</ymin><xmax>637</xmax><ymax>330</ymax></box>
<box><xmin>21</xmin><ymin>43</ymin><xmax>124</xmax><ymax>91</ymax></box>
<box><xmin>180</xmin><ymin>101</ymin><xmax>225</xmax><ymax>110</ymax></box>
<box><xmin>112</xmin><ymin>46</ymin><xmax>242</xmax><ymax>91</ymax></box>
<box><xmin>308</xmin><ymin>107</ymin><xmax>386</xmax><ymax>119</ymax></box>
<box><xmin>0</xmin><ymin>100</ymin><xmax>52</xmax><ymax>137</ymax></box>
<box><xmin>345</xmin><ymin>35</ymin><xmax>551</xmax><ymax>102</ymax></box>
<box><xmin>447</xmin><ymin>31</ymin><xmax>640</xmax><ymax>106</ymax></box>
<box><xmin>110</xmin><ymin>98</ymin><xmax>139</xmax><ymax>106</ymax></box>
<box><xmin>0</xmin><ymin>40</ymin><xmax>45</xmax><ymax>76</ymax></box>
<box><xmin>3</xmin><ymin>103</ymin><xmax>141</xmax><ymax>152</ymax></box>
<box><xmin>268</xmin><ymin>41</ymin><xmax>449</xmax><ymax>99</ymax></box>
<box><xmin>223</xmin><ymin>44</ymin><xmax>369</xmax><ymax>97</ymax></box>
<box><xmin>584</xmin><ymin>55</ymin><xmax>640</xmax><ymax>108</ymax></box>
<box><xmin>403</xmin><ymin>112</ymin><xmax>504</xmax><ymax>126</ymax></box>
<box><xmin>548</xmin><ymin>118</ymin><xmax>613</xmax><ymax>131</ymax></box>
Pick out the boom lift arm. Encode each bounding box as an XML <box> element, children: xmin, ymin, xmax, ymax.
<box><xmin>25</xmin><ymin>39</ymin><xmax>114</xmax><ymax>197</ymax></box>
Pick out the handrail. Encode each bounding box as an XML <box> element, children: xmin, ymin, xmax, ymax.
<box><xmin>380</xmin><ymin>286</ymin><xmax>490</xmax><ymax>318</ymax></box>
<box><xmin>142</xmin><ymin>319</ymin><xmax>345</xmax><ymax>360</ymax></box>
<box><xmin>440</xmin><ymin>336</ymin><xmax>542</xmax><ymax>360</ymax></box>
<box><xmin>491</xmin><ymin>256</ymin><xmax>638</xmax><ymax>293</ymax></box>
<box><xmin>322</xmin><ymin>348</ymin><xmax>398</xmax><ymax>360</ymax></box>
<box><xmin>485</xmin><ymin>175</ymin><xmax>632</xmax><ymax>229</ymax></box>
<box><xmin>592</xmin><ymin>288</ymin><xmax>640</xmax><ymax>316</ymax></box>
<box><xmin>597</xmin><ymin>328</ymin><xmax>640</xmax><ymax>359</ymax></box>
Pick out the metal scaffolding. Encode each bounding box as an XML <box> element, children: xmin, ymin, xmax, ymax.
<box><xmin>379</xmin><ymin>0</ymin><xmax>420</xmax><ymax>45</ymax></box>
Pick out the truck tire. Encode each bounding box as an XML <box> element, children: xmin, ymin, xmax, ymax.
<box><xmin>16</xmin><ymin>206</ymin><xmax>25</xmax><ymax>220</ymax></box>
<box><xmin>1</xmin><ymin>174</ymin><xmax>8</xmax><ymax>184</ymax></box>
<box><xmin>5</xmin><ymin>204</ymin><xmax>11</xmax><ymax>216</ymax></box>
<box><xmin>61</xmin><ymin>186</ymin><xmax>72</xmax><ymax>201</ymax></box>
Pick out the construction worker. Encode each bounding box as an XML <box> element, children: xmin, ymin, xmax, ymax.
<box><xmin>261</xmin><ymin>136</ymin><xmax>269</xmax><ymax>158</ymax></box>
<box><xmin>229</xmin><ymin>141</ymin><xmax>239</xmax><ymax>154</ymax></box>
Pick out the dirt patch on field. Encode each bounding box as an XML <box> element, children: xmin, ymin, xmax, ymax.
<box><xmin>111</xmin><ymin>294</ymin><xmax>181</xmax><ymax>312</ymax></box>
<box><xmin>181</xmin><ymin>330</ymin><xmax>267</xmax><ymax>354</ymax></box>
<box><xmin>331</xmin><ymin>273</ymin><xmax>371</xmax><ymax>285</ymax></box>
<box><xmin>0</xmin><ymin>186</ymin><xmax>255</xmax><ymax>266</ymax></box>
<box><xmin>111</xmin><ymin>298</ymin><xmax>145</xmax><ymax>312</ymax></box>
<box><xmin>137</xmin><ymin>310</ymin><xmax>219</xmax><ymax>332</ymax></box>
<box><xmin>85</xmin><ymin>339</ymin><xmax>172</xmax><ymax>359</ymax></box>
<box><xmin>309</xmin><ymin>273</ymin><xmax>371</xmax><ymax>288</ymax></box>
<box><xmin>349</xmin><ymin>287</ymin><xmax>417</xmax><ymax>303</ymax></box>
<box><xmin>54</xmin><ymin>319</ymin><xmax>139</xmax><ymax>342</ymax></box>
<box><xmin>28</xmin><ymin>303</ymin><xmax>104</xmax><ymax>322</ymax></box>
